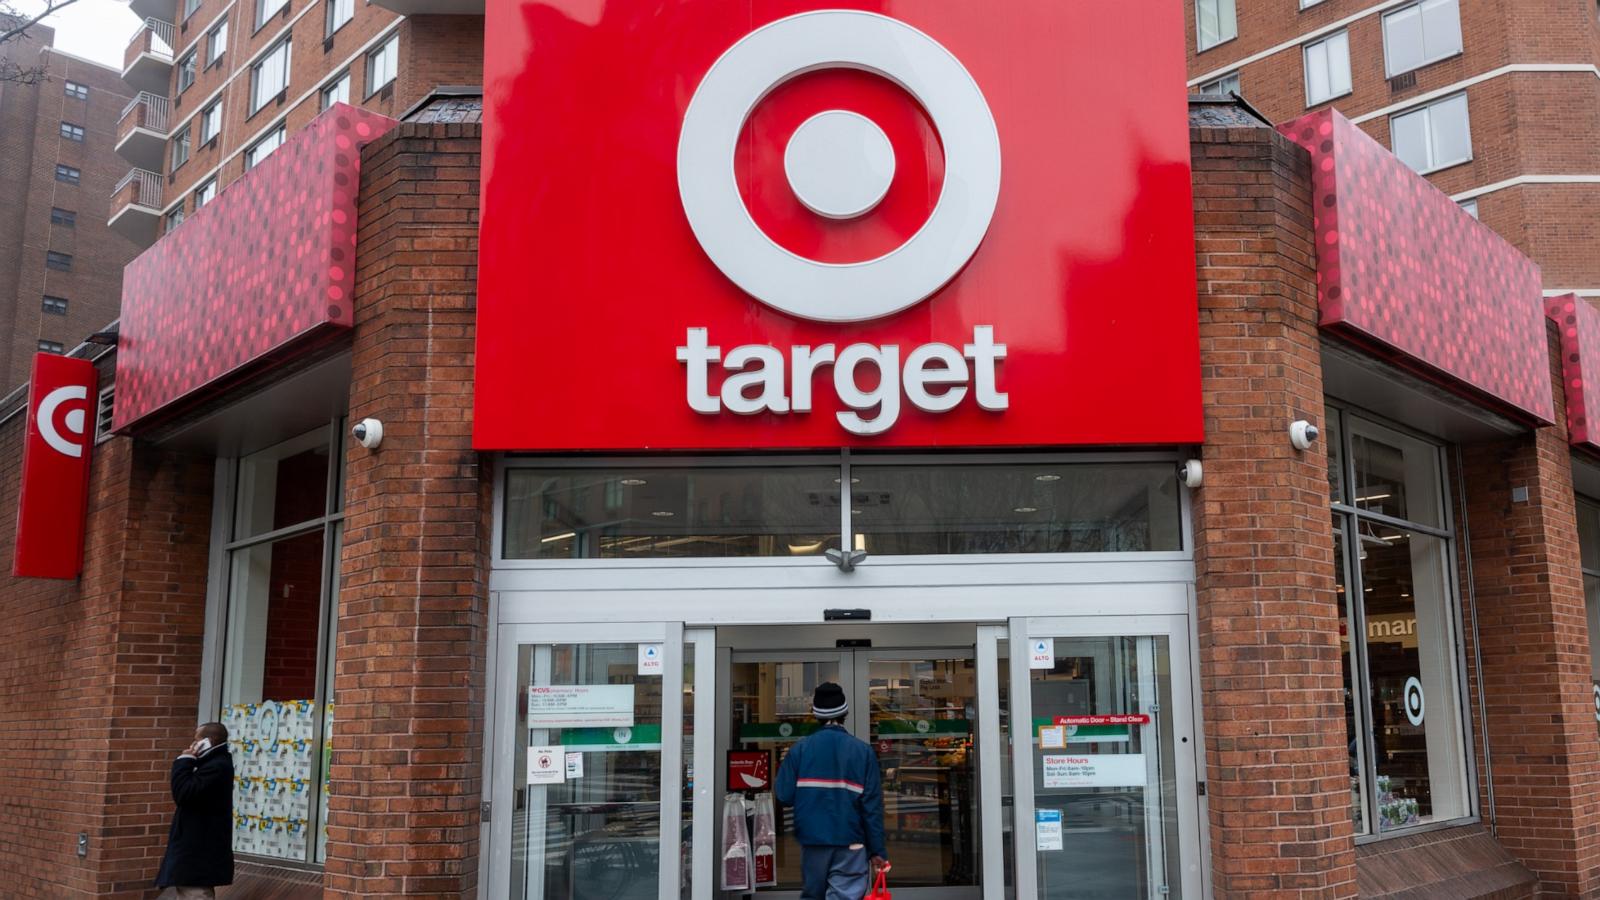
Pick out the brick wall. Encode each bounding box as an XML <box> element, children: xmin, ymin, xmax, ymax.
<box><xmin>1189</xmin><ymin>122</ymin><xmax>1359</xmax><ymax>897</ymax></box>
<box><xmin>0</xmin><ymin>356</ymin><xmax>217</xmax><ymax>899</ymax></box>
<box><xmin>323</xmin><ymin>120</ymin><xmax>488</xmax><ymax>897</ymax></box>
<box><xmin>0</xmin><ymin>26</ymin><xmax>139</xmax><ymax>392</ymax></box>
<box><xmin>1454</xmin><ymin>328</ymin><xmax>1600</xmax><ymax>895</ymax></box>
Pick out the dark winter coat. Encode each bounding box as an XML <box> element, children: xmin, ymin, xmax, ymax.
<box><xmin>774</xmin><ymin>722</ymin><xmax>886</xmax><ymax>858</ymax></box>
<box><xmin>154</xmin><ymin>746</ymin><xmax>235</xmax><ymax>888</ymax></box>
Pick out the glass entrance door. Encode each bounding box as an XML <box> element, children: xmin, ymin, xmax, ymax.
<box><xmin>1001</xmin><ymin>616</ymin><xmax>1201</xmax><ymax>900</ymax></box>
<box><xmin>725</xmin><ymin>649</ymin><xmax>980</xmax><ymax>899</ymax></box>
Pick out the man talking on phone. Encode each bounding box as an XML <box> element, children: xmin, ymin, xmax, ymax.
<box><xmin>155</xmin><ymin>722</ymin><xmax>235</xmax><ymax>899</ymax></box>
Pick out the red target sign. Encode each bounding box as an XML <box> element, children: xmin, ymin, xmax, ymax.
<box><xmin>477</xmin><ymin>0</ymin><xmax>1200</xmax><ymax>450</ymax></box>
<box><xmin>14</xmin><ymin>353</ymin><xmax>98</xmax><ymax>578</ymax></box>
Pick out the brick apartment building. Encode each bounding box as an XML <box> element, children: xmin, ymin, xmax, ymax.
<box><xmin>0</xmin><ymin>21</ymin><xmax>140</xmax><ymax>392</ymax></box>
<box><xmin>8</xmin><ymin>3</ymin><xmax>1600</xmax><ymax>900</ymax></box>
<box><xmin>109</xmin><ymin>0</ymin><xmax>482</xmax><ymax>247</ymax></box>
<box><xmin>1185</xmin><ymin>0</ymin><xmax>1600</xmax><ymax>300</ymax></box>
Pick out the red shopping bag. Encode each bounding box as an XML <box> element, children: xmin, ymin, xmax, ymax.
<box><xmin>865</xmin><ymin>863</ymin><xmax>892</xmax><ymax>900</ymax></box>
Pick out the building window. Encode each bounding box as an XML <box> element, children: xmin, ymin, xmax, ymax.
<box><xmin>502</xmin><ymin>457</ymin><xmax>1183</xmax><ymax>560</ymax></box>
<box><xmin>1304</xmin><ymin>31</ymin><xmax>1352</xmax><ymax>106</ymax></box>
<box><xmin>55</xmin><ymin>164</ymin><xmax>80</xmax><ymax>185</ymax></box>
<box><xmin>1383</xmin><ymin>0</ymin><xmax>1462</xmax><ymax>77</ymax></box>
<box><xmin>1195</xmin><ymin>0</ymin><xmax>1237</xmax><ymax>51</ymax></box>
<box><xmin>172</xmin><ymin>125</ymin><xmax>191</xmax><ymax>170</ymax></box>
<box><xmin>244</xmin><ymin>123</ymin><xmax>287</xmax><ymax>171</ymax></box>
<box><xmin>1329</xmin><ymin>407</ymin><xmax>1471</xmax><ymax>835</ymax></box>
<box><xmin>320</xmin><ymin>70</ymin><xmax>350</xmax><ymax>110</ymax></box>
<box><xmin>1391</xmin><ymin>93</ymin><xmax>1471</xmax><ymax>174</ymax></box>
<box><xmin>1459</xmin><ymin>199</ymin><xmax>1479</xmax><ymax>219</ymax></box>
<box><xmin>45</xmin><ymin>251</ymin><xmax>72</xmax><ymax>271</ymax></box>
<box><xmin>326</xmin><ymin>0</ymin><xmax>352</xmax><ymax>37</ymax></box>
<box><xmin>217</xmin><ymin>423</ymin><xmax>344</xmax><ymax>863</ymax></box>
<box><xmin>64</xmin><ymin>80</ymin><xmax>88</xmax><ymax>100</ymax></box>
<box><xmin>94</xmin><ymin>385</ymin><xmax>115</xmax><ymax>444</ymax></box>
<box><xmin>251</xmin><ymin>38</ymin><xmax>291</xmax><ymax>114</ymax></box>
<box><xmin>166</xmin><ymin>207</ymin><xmax>186</xmax><ymax>231</ymax></box>
<box><xmin>365</xmin><ymin>35</ymin><xmax>397</xmax><ymax>95</ymax></box>
<box><xmin>178</xmin><ymin>50</ymin><xmax>197</xmax><ymax>92</ymax></box>
<box><xmin>182</xmin><ymin>0</ymin><xmax>201</xmax><ymax>19</ymax></box>
<box><xmin>50</xmin><ymin>207</ymin><xmax>76</xmax><ymax>227</ymax></box>
<box><xmin>194</xmin><ymin>177</ymin><xmax>217</xmax><ymax>209</ymax></box>
<box><xmin>200</xmin><ymin>101</ymin><xmax>222</xmax><ymax>144</ymax></box>
<box><xmin>1301</xmin><ymin>0</ymin><xmax>1326</xmax><ymax>6</ymax></box>
<box><xmin>1197</xmin><ymin>71</ymin><xmax>1240</xmax><ymax>96</ymax></box>
<box><xmin>59</xmin><ymin>121</ymin><xmax>85</xmax><ymax>142</ymax></box>
<box><xmin>207</xmin><ymin>17</ymin><xmax>228</xmax><ymax>66</ymax></box>
<box><xmin>37</xmin><ymin>340</ymin><xmax>64</xmax><ymax>353</ymax></box>
<box><xmin>257</xmin><ymin>0</ymin><xmax>289</xmax><ymax>28</ymax></box>
<box><xmin>42</xmin><ymin>296</ymin><xmax>68</xmax><ymax>315</ymax></box>
<box><xmin>1575</xmin><ymin>499</ymin><xmax>1600</xmax><ymax>738</ymax></box>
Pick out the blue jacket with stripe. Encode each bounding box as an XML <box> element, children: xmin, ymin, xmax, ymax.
<box><xmin>774</xmin><ymin>722</ymin><xmax>886</xmax><ymax>858</ymax></box>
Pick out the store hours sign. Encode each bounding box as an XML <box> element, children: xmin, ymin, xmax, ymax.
<box><xmin>476</xmin><ymin>0</ymin><xmax>1201</xmax><ymax>450</ymax></box>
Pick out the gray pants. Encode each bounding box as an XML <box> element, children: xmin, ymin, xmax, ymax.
<box><xmin>157</xmin><ymin>889</ymin><xmax>216</xmax><ymax>900</ymax></box>
<box><xmin>800</xmin><ymin>845</ymin><xmax>870</xmax><ymax>900</ymax></box>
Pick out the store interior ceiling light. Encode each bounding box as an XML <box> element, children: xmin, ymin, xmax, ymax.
<box><xmin>1355</xmin><ymin>492</ymin><xmax>1392</xmax><ymax>502</ymax></box>
<box><xmin>620</xmin><ymin>478</ymin><xmax>648</xmax><ymax>486</ymax></box>
<box><xmin>1013</xmin><ymin>506</ymin><xmax>1038</xmax><ymax>513</ymax></box>
<box><xmin>540</xmin><ymin>531</ymin><xmax>577</xmax><ymax>543</ymax></box>
<box><xmin>1034</xmin><ymin>473</ymin><xmax>1062</xmax><ymax>482</ymax></box>
<box><xmin>651</xmin><ymin>510</ymin><xmax>675</xmax><ymax>517</ymax></box>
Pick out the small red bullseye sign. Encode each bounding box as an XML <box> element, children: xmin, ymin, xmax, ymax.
<box><xmin>477</xmin><ymin>0</ymin><xmax>1200</xmax><ymax>450</ymax></box>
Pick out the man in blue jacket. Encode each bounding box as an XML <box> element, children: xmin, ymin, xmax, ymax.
<box><xmin>775</xmin><ymin>682</ymin><xmax>888</xmax><ymax>899</ymax></box>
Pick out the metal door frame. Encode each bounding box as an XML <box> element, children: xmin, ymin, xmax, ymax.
<box><xmin>1004</xmin><ymin>615</ymin><xmax>1201</xmax><ymax>900</ymax></box>
<box><xmin>489</xmin><ymin>621</ymin><xmax>686</xmax><ymax>900</ymax></box>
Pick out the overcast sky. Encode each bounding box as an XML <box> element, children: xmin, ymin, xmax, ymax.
<box><xmin>15</xmin><ymin>0</ymin><xmax>140</xmax><ymax>69</ymax></box>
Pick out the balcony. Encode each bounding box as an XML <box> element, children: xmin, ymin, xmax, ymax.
<box><xmin>128</xmin><ymin>0</ymin><xmax>173</xmax><ymax>22</ymax></box>
<box><xmin>109</xmin><ymin>169</ymin><xmax>164</xmax><ymax>246</ymax></box>
<box><xmin>122</xmin><ymin>18</ymin><xmax>174</xmax><ymax>96</ymax></box>
<box><xmin>115</xmin><ymin>92</ymin><xmax>170</xmax><ymax>171</ymax></box>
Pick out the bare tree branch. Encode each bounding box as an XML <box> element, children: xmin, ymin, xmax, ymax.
<box><xmin>0</xmin><ymin>0</ymin><xmax>87</xmax><ymax>83</ymax></box>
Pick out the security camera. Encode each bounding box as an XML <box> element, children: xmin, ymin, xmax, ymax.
<box><xmin>824</xmin><ymin>548</ymin><xmax>868</xmax><ymax>573</ymax></box>
<box><xmin>1180</xmin><ymin>459</ymin><xmax>1203</xmax><ymax>489</ymax></box>
<box><xmin>352</xmin><ymin>417</ymin><xmax>383</xmax><ymax>450</ymax></box>
<box><xmin>1290</xmin><ymin>420</ymin><xmax>1319</xmax><ymax>451</ymax></box>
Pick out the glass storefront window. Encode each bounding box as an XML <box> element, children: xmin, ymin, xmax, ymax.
<box><xmin>1330</xmin><ymin>406</ymin><xmax>1470</xmax><ymax>836</ymax></box>
<box><xmin>503</xmin><ymin>466</ymin><xmax>840</xmax><ymax>559</ymax></box>
<box><xmin>503</xmin><ymin>458</ymin><xmax>1184</xmax><ymax>560</ymax></box>
<box><xmin>218</xmin><ymin>422</ymin><xmax>344</xmax><ymax>863</ymax></box>
<box><xmin>1574</xmin><ymin>498</ymin><xmax>1600</xmax><ymax>738</ymax></box>
<box><xmin>852</xmin><ymin>462</ymin><xmax>1181</xmax><ymax>555</ymax></box>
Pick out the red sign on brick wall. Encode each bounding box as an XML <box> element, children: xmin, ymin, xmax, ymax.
<box><xmin>14</xmin><ymin>353</ymin><xmax>97</xmax><ymax>579</ymax></box>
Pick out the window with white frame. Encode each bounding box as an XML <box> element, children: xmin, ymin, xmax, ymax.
<box><xmin>1390</xmin><ymin>93</ymin><xmax>1471</xmax><ymax>173</ymax></box>
<box><xmin>172</xmin><ymin>125</ymin><xmax>191</xmax><ymax>170</ymax></box>
<box><xmin>1198</xmin><ymin>71</ymin><xmax>1240</xmax><ymax>96</ymax></box>
<box><xmin>245</xmin><ymin>123</ymin><xmax>287</xmax><ymax>170</ymax></box>
<box><xmin>207</xmin><ymin>17</ymin><xmax>228</xmax><ymax>66</ymax></box>
<box><xmin>1301</xmin><ymin>0</ymin><xmax>1326</xmax><ymax>6</ymax></box>
<box><xmin>166</xmin><ymin>207</ymin><xmax>186</xmax><ymax>231</ymax></box>
<box><xmin>178</xmin><ymin>50</ymin><xmax>197</xmax><ymax>92</ymax></box>
<box><xmin>326</xmin><ymin>0</ymin><xmax>352</xmax><ymax>37</ymax></box>
<box><xmin>320</xmin><ymin>70</ymin><xmax>350</xmax><ymax>110</ymax></box>
<box><xmin>1304</xmin><ymin>30</ymin><xmax>1352</xmax><ymax>105</ymax></box>
<box><xmin>200</xmin><ymin>101</ymin><xmax>221</xmax><ymax>144</ymax></box>
<box><xmin>195</xmin><ymin>177</ymin><xmax>217</xmax><ymax>209</ymax></box>
<box><xmin>182</xmin><ymin>0</ymin><xmax>201</xmax><ymax>19</ymax></box>
<box><xmin>365</xmin><ymin>34</ymin><xmax>397</xmax><ymax>95</ymax></box>
<box><xmin>1195</xmin><ymin>0</ymin><xmax>1237</xmax><ymax>51</ymax></box>
<box><xmin>1328</xmin><ymin>406</ymin><xmax>1471</xmax><ymax>835</ymax></box>
<box><xmin>1459</xmin><ymin>199</ymin><xmax>1479</xmax><ymax>219</ymax></box>
<box><xmin>257</xmin><ymin>0</ymin><xmax>288</xmax><ymax>27</ymax></box>
<box><xmin>216</xmin><ymin>424</ymin><xmax>344</xmax><ymax>862</ymax></box>
<box><xmin>1383</xmin><ymin>0</ymin><xmax>1462</xmax><ymax>77</ymax></box>
<box><xmin>251</xmin><ymin>38</ymin><xmax>291</xmax><ymax>114</ymax></box>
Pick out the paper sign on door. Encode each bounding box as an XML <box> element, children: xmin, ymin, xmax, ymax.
<box><xmin>1029</xmin><ymin>638</ymin><xmax>1055</xmax><ymax>669</ymax></box>
<box><xmin>1041</xmin><ymin>754</ymin><xmax>1147</xmax><ymax>788</ymax></box>
<box><xmin>638</xmin><ymin>643</ymin><xmax>664</xmax><ymax>675</ymax></box>
<box><xmin>565</xmin><ymin>752</ymin><xmax>584</xmax><ymax>779</ymax></box>
<box><xmin>526</xmin><ymin>685</ymin><xmax>635</xmax><ymax>727</ymax></box>
<box><xmin>528</xmin><ymin>745</ymin><xmax>565</xmax><ymax>784</ymax></box>
<box><xmin>1035</xmin><ymin>809</ymin><xmax>1063</xmax><ymax>851</ymax></box>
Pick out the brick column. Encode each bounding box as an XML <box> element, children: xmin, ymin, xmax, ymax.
<box><xmin>1190</xmin><ymin>124</ymin><xmax>1358</xmax><ymax>898</ymax></box>
<box><xmin>324</xmin><ymin>122</ymin><xmax>489</xmax><ymax>898</ymax></box>
<box><xmin>1456</xmin><ymin>329</ymin><xmax>1600</xmax><ymax>895</ymax></box>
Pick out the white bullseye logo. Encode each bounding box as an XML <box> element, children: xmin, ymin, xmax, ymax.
<box><xmin>1403</xmin><ymin>676</ymin><xmax>1425</xmax><ymax>727</ymax></box>
<box><xmin>36</xmin><ymin>384</ymin><xmax>89</xmax><ymax>458</ymax></box>
<box><xmin>677</xmin><ymin>10</ymin><xmax>1002</xmax><ymax>323</ymax></box>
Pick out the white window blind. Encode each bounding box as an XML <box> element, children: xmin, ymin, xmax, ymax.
<box><xmin>1383</xmin><ymin>0</ymin><xmax>1462</xmax><ymax>77</ymax></box>
<box><xmin>1304</xmin><ymin>31</ymin><xmax>1352</xmax><ymax>105</ymax></box>
<box><xmin>1391</xmin><ymin>94</ymin><xmax>1471</xmax><ymax>173</ymax></box>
